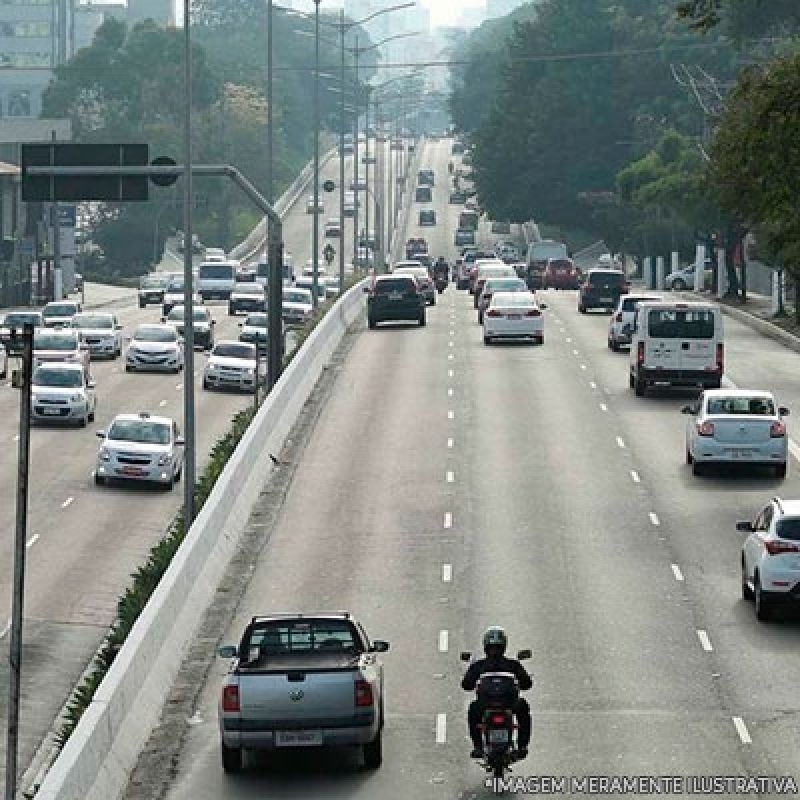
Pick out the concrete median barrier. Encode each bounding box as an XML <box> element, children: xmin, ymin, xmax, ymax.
<box><xmin>35</xmin><ymin>278</ymin><xmax>367</xmax><ymax>800</ymax></box>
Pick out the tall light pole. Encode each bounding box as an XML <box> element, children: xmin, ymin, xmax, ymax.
<box><xmin>266</xmin><ymin>0</ymin><xmax>274</xmax><ymax>205</ymax></box>
<box><xmin>352</xmin><ymin>36</ymin><xmax>360</xmax><ymax>274</ymax></box>
<box><xmin>338</xmin><ymin>9</ymin><xmax>346</xmax><ymax>293</ymax></box>
<box><xmin>311</xmin><ymin>0</ymin><xmax>321</xmax><ymax>307</ymax></box>
<box><xmin>182</xmin><ymin>0</ymin><xmax>196</xmax><ymax>526</ymax></box>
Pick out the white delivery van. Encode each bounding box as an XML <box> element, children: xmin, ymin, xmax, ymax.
<box><xmin>197</xmin><ymin>261</ymin><xmax>238</xmax><ymax>301</ymax></box>
<box><xmin>628</xmin><ymin>300</ymin><xmax>723</xmax><ymax>397</ymax></box>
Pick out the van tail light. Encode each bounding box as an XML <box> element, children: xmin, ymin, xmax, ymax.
<box><xmin>222</xmin><ymin>685</ymin><xmax>240</xmax><ymax>712</ymax></box>
<box><xmin>770</xmin><ymin>421</ymin><xmax>786</xmax><ymax>437</ymax></box>
<box><xmin>765</xmin><ymin>539</ymin><xmax>800</xmax><ymax>555</ymax></box>
<box><xmin>355</xmin><ymin>679</ymin><xmax>374</xmax><ymax>707</ymax></box>
<box><xmin>637</xmin><ymin>341</ymin><xmax>645</xmax><ymax>365</ymax></box>
<box><xmin>696</xmin><ymin>421</ymin><xmax>715</xmax><ymax>436</ymax></box>
<box><xmin>716</xmin><ymin>343</ymin><xmax>724</xmax><ymax>373</ymax></box>
<box><xmin>486</xmin><ymin>309</ymin><xmax>503</xmax><ymax>317</ymax></box>
<box><xmin>614</xmin><ymin>312</ymin><xmax>623</xmax><ymax>322</ymax></box>
<box><xmin>525</xmin><ymin>309</ymin><xmax>541</xmax><ymax>317</ymax></box>
<box><xmin>490</xmin><ymin>713</ymin><xmax>507</xmax><ymax>726</ymax></box>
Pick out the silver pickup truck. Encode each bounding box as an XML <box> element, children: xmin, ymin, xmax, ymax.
<box><xmin>217</xmin><ymin>611</ymin><xmax>389</xmax><ymax>772</ymax></box>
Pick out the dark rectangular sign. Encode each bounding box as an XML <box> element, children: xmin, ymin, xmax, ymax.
<box><xmin>21</xmin><ymin>143</ymin><xmax>149</xmax><ymax>202</ymax></box>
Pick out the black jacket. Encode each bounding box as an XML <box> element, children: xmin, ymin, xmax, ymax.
<box><xmin>462</xmin><ymin>655</ymin><xmax>533</xmax><ymax>692</ymax></box>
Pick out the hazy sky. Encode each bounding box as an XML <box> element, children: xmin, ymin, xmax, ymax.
<box><xmin>421</xmin><ymin>0</ymin><xmax>485</xmax><ymax>27</ymax></box>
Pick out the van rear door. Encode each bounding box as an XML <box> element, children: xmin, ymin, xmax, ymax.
<box><xmin>677</xmin><ymin>307</ymin><xmax>718</xmax><ymax>373</ymax></box>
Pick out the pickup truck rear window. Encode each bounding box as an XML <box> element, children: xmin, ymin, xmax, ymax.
<box><xmin>244</xmin><ymin>620</ymin><xmax>360</xmax><ymax>656</ymax></box>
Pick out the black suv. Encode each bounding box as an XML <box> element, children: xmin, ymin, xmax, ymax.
<box><xmin>578</xmin><ymin>269</ymin><xmax>629</xmax><ymax>313</ymax></box>
<box><xmin>365</xmin><ymin>275</ymin><xmax>425</xmax><ymax>328</ymax></box>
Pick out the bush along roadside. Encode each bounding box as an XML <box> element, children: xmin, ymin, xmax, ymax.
<box><xmin>49</xmin><ymin>275</ymin><xmax>363</xmax><ymax>757</ymax></box>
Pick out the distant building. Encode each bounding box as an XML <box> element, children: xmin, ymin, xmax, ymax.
<box><xmin>486</xmin><ymin>0</ymin><xmax>528</xmax><ymax>19</ymax></box>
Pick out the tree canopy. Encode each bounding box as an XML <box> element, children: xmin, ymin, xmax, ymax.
<box><xmin>676</xmin><ymin>0</ymin><xmax>800</xmax><ymax>39</ymax></box>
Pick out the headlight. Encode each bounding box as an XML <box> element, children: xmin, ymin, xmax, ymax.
<box><xmin>99</xmin><ymin>448</ymin><xmax>111</xmax><ymax>461</ymax></box>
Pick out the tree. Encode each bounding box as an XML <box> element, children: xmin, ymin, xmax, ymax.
<box><xmin>676</xmin><ymin>0</ymin><xmax>800</xmax><ymax>39</ymax></box>
<box><xmin>708</xmin><ymin>50</ymin><xmax>800</xmax><ymax>316</ymax></box>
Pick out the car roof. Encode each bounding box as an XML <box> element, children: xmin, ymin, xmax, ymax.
<box><xmin>135</xmin><ymin>323</ymin><xmax>174</xmax><ymax>330</ymax></box>
<box><xmin>491</xmin><ymin>291</ymin><xmax>535</xmax><ymax>303</ymax></box>
<box><xmin>34</xmin><ymin>361</ymin><xmax>84</xmax><ymax>371</ymax></box>
<box><xmin>110</xmin><ymin>412</ymin><xmax>174</xmax><ymax>426</ymax></box>
<box><xmin>376</xmin><ymin>273</ymin><xmax>414</xmax><ymax>281</ymax></box>
<box><xmin>703</xmin><ymin>389</ymin><xmax>773</xmax><ymax>399</ymax></box>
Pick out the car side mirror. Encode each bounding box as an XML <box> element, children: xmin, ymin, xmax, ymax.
<box><xmin>370</xmin><ymin>640</ymin><xmax>390</xmax><ymax>652</ymax></box>
<box><xmin>736</xmin><ymin>520</ymin><xmax>753</xmax><ymax>532</ymax></box>
<box><xmin>95</xmin><ymin>430</ymin><xmax>105</xmax><ymax>438</ymax></box>
<box><xmin>779</xmin><ymin>406</ymin><xmax>789</xmax><ymax>416</ymax></box>
<box><xmin>175</xmin><ymin>437</ymin><xmax>185</xmax><ymax>446</ymax></box>
<box><xmin>460</xmin><ymin>651</ymin><xmax>472</xmax><ymax>662</ymax></box>
<box><xmin>217</xmin><ymin>645</ymin><xmax>237</xmax><ymax>658</ymax></box>
<box><xmin>517</xmin><ymin>649</ymin><xmax>532</xmax><ymax>660</ymax></box>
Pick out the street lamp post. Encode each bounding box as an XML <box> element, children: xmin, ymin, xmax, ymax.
<box><xmin>312</xmin><ymin>0</ymin><xmax>321</xmax><ymax>308</ymax></box>
<box><xmin>352</xmin><ymin>37</ymin><xmax>360</xmax><ymax>274</ymax></box>
<box><xmin>266</xmin><ymin>0</ymin><xmax>274</xmax><ymax>204</ymax></box>
<box><xmin>338</xmin><ymin>9</ymin><xmax>346</xmax><ymax>294</ymax></box>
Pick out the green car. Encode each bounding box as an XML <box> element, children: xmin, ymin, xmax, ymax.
<box><xmin>365</xmin><ymin>275</ymin><xmax>426</xmax><ymax>329</ymax></box>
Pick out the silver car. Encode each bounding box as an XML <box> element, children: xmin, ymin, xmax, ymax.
<box><xmin>203</xmin><ymin>341</ymin><xmax>258</xmax><ymax>393</ymax></box>
<box><xmin>71</xmin><ymin>312</ymin><xmax>123</xmax><ymax>359</ymax></box>
<box><xmin>33</xmin><ymin>329</ymin><xmax>91</xmax><ymax>373</ymax></box>
<box><xmin>95</xmin><ymin>412</ymin><xmax>184</xmax><ymax>488</ymax></box>
<box><xmin>683</xmin><ymin>389</ymin><xmax>789</xmax><ymax>477</ymax></box>
<box><xmin>125</xmin><ymin>324</ymin><xmax>184</xmax><ymax>373</ymax></box>
<box><xmin>393</xmin><ymin>264</ymin><xmax>435</xmax><ymax>305</ymax></box>
<box><xmin>31</xmin><ymin>363</ymin><xmax>96</xmax><ymax>427</ymax></box>
<box><xmin>238</xmin><ymin>312</ymin><xmax>270</xmax><ymax>352</ymax></box>
<box><xmin>42</xmin><ymin>300</ymin><xmax>81</xmax><ymax>328</ymax></box>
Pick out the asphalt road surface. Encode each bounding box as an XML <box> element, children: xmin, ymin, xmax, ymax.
<box><xmin>129</xmin><ymin>137</ymin><xmax>800</xmax><ymax>798</ymax></box>
<box><xmin>0</xmin><ymin>148</ymin><xmax>381</xmax><ymax>787</ymax></box>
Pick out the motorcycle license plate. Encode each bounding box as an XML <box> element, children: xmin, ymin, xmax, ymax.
<box><xmin>389</xmin><ymin>291</ymin><xmax>403</xmax><ymax>300</ymax></box>
<box><xmin>488</xmin><ymin>729</ymin><xmax>510</xmax><ymax>743</ymax></box>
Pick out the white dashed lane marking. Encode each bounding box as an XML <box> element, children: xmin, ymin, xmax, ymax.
<box><xmin>0</xmin><ymin>618</ymin><xmax>10</xmax><ymax>639</ymax></box>
<box><xmin>697</xmin><ymin>630</ymin><xmax>713</xmax><ymax>652</ymax></box>
<box><xmin>61</xmin><ymin>497</ymin><xmax>74</xmax><ymax>509</ymax></box>
<box><xmin>448</xmin><ymin>369</ymin><xmax>454</xmax><ymax>378</ymax></box>
<box><xmin>447</xmin><ymin>438</ymin><xmax>454</xmax><ymax>448</ymax></box>
<box><xmin>649</xmin><ymin>512</ymin><xmax>660</xmax><ymax>526</ymax></box>
<box><xmin>447</xmin><ymin>388</ymin><xmax>453</xmax><ymax>397</ymax></box>
<box><xmin>589</xmin><ymin>381</ymin><xmax>597</xmax><ymax>390</ymax></box>
<box><xmin>25</xmin><ymin>534</ymin><xmax>39</xmax><ymax>548</ymax></box>
<box><xmin>630</xmin><ymin>470</ymin><xmax>640</xmax><ymax>482</ymax></box>
<box><xmin>442</xmin><ymin>564</ymin><xmax>452</xmax><ymax>582</ymax></box>
<box><xmin>438</xmin><ymin>630</ymin><xmax>449</xmax><ymax>652</ymax></box>
<box><xmin>447</xmin><ymin>410</ymin><xmax>454</xmax><ymax>420</ymax></box>
<box><xmin>444</xmin><ymin>512</ymin><xmax>452</xmax><ymax>529</ymax></box>
<box><xmin>671</xmin><ymin>564</ymin><xmax>684</xmax><ymax>582</ymax></box>
<box><xmin>159</xmin><ymin>399</ymin><xmax>167</xmax><ymax>407</ymax></box>
<box><xmin>600</xmin><ymin>403</ymin><xmax>608</xmax><ymax>412</ymax></box>
<box><xmin>446</xmin><ymin>471</ymin><xmax>454</xmax><ymax>483</ymax></box>
<box><xmin>436</xmin><ymin>713</ymin><xmax>447</xmax><ymax>743</ymax></box>
<box><xmin>732</xmin><ymin>717</ymin><xmax>751</xmax><ymax>744</ymax></box>
<box><xmin>616</xmin><ymin>436</ymin><xmax>625</xmax><ymax>448</ymax></box>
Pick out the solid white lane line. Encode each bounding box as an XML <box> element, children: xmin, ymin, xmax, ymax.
<box><xmin>438</xmin><ymin>630</ymin><xmax>449</xmax><ymax>652</ymax></box>
<box><xmin>630</xmin><ymin>470</ymin><xmax>640</xmax><ymax>482</ymax></box>
<box><xmin>447</xmin><ymin>388</ymin><xmax>454</xmax><ymax>396</ymax></box>
<box><xmin>600</xmin><ymin>403</ymin><xmax>608</xmax><ymax>412</ymax></box>
<box><xmin>444</xmin><ymin>512</ymin><xmax>452</xmax><ymax>529</ymax></box>
<box><xmin>436</xmin><ymin>713</ymin><xmax>447</xmax><ymax>743</ymax></box>
<box><xmin>671</xmin><ymin>564</ymin><xmax>684</xmax><ymax>582</ymax></box>
<box><xmin>442</xmin><ymin>564</ymin><xmax>452</xmax><ymax>582</ymax></box>
<box><xmin>446</xmin><ymin>471</ymin><xmax>454</xmax><ymax>483</ymax></box>
<box><xmin>447</xmin><ymin>437</ymin><xmax>454</xmax><ymax>448</ymax></box>
<box><xmin>589</xmin><ymin>381</ymin><xmax>597</xmax><ymax>390</ymax></box>
<box><xmin>649</xmin><ymin>512</ymin><xmax>660</xmax><ymax>526</ymax></box>
<box><xmin>159</xmin><ymin>399</ymin><xmax>167</xmax><ymax>407</ymax></box>
<box><xmin>732</xmin><ymin>717</ymin><xmax>751</xmax><ymax>744</ymax></box>
<box><xmin>0</xmin><ymin>619</ymin><xmax>10</xmax><ymax>639</ymax></box>
<box><xmin>580</xmin><ymin>364</ymin><xmax>587</xmax><ymax>370</ymax></box>
<box><xmin>26</xmin><ymin>534</ymin><xmax>39</xmax><ymax>548</ymax></box>
<box><xmin>447</xmin><ymin>410</ymin><xmax>454</xmax><ymax>420</ymax></box>
<box><xmin>61</xmin><ymin>497</ymin><xmax>74</xmax><ymax>509</ymax></box>
<box><xmin>697</xmin><ymin>630</ymin><xmax>713</xmax><ymax>652</ymax></box>
<box><xmin>616</xmin><ymin>436</ymin><xmax>625</xmax><ymax>448</ymax></box>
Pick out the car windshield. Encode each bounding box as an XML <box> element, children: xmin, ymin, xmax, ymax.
<box><xmin>706</xmin><ymin>396</ymin><xmax>775</xmax><ymax>416</ymax></box>
<box><xmin>485</xmin><ymin>279</ymin><xmax>526</xmax><ymax>292</ymax></box>
<box><xmin>43</xmin><ymin>304</ymin><xmax>77</xmax><ymax>317</ymax></box>
<box><xmin>199</xmin><ymin>265</ymin><xmax>234</xmax><ymax>279</ymax></box>
<box><xmin>647</xmin><ymin>308</ymin><xmax>714</xmax><ymax>339</ymax></box>
<box><xmin>134</xmin><ymin>326</ymin><xmax>176</xmax><ymax>342</ymax></box>
<box><xmin>622</xmin><ymin>296</ymin><xmax>660</xmax><ymax>312</ymax></box>
<box><xmin>32</xmin><ymin>367</ymin><xmax>83</xmax><ymax>387</ymax></box>
<box><xmin>166</xmin><ymin>280</ymin><xmax>185</xmax><ymax>292</ymax></box>
<box><xmin>588</xmin><ymin>271</ymin><xmax>624</xmax><ymax>287</ymax></box>
<box><xmin>107</xmin><ymin>420</ymin><xmax>171</xmax><ymax>445</ymax></box>
<box><xmin>4</xmin><ymin>313</ymin><xmax>41</xmax><ymax>327</ymax></box>
<box><xmin>167</xmin><ymin>308</ymin><xmax>209</xmax><ymax>322</ymax></box>
<box><xmin>234</xmin><ymin>283</ymin><xmax>263</xmax><ymax>294</ymax></box>
<box><xmin>140</xmin><ymin>276</ymin><xmax>166</xmax><ymax>289</ymax></box>
<box><xmin>34</xmin><ymin>333</ymin><xmax>78</xmax><ymax>350</ymax></box>
<box><xmin>491</xmin><ymin>293</ymin><xmax>534</xmax><ymax>307</ymax></box>
<box><xmin>212</xmin><ymin>343</ymin><xmax>255</xmax><ymax>360</ymax></box>
<box><xmin>375</xmin><ymin>278</ymin><xmax>414</xmax><ymax>294</ymax></box>
<box><xmin>72</xmin><ymin>314</ymin><xmax>113</xmax><ymax>329</ymax></box>
<box><xmin>244</xmin><ymin>314</ymin><xmax>268</xmax><ymax>327</ymax></box>
<box><xmin>284</xmin><ymin>291</ymin><xmax>311</xmax><ymax>304</ymax></box>
<box><xmin>531</xmin><ymin>242</ymin><xmax>567</xmax><ymax>260</ymax></box>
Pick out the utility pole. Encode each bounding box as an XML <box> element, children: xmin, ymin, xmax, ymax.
<box><xmin>352</xmin><ymin>38</ymin><xmax>359</xmax><ymax>273</ymax></box>
<box><xmin>311</xmin><ymin>0</ymin><xmax>321</xmax><ymax>308</ymax></box>
<box><xmin>338</xmin><ymin>10</ymin><xmax>346</xmax><ymax>293</ymax></box>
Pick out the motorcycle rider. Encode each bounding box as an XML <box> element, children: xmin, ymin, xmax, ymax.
<box><xmin>433</xmin><ymin>255</ymin><xmax>449</xmax><ymax>281</ymax></box>
<box><xmin>462</xmin><ymin>626</ymin><xmax>533</xmax><ymax>760</ymax></box>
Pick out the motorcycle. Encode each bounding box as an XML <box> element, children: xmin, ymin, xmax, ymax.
<box><xmin>461</xmin><ymin>649</ymin><xmax>532</xmax><ymax>786</ymax></box>
<box><xmin>435</xmin><ymin>274</ymin><xmax>449</xmax><ymax>293</ymax></box>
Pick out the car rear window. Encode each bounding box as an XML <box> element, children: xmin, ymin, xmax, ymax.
<box><xmin>706</xmin><ymin>396</ymin><xmax>775</xmax><ymax>415</ymax></box>
<box><xmin>375</xmin><ymin>278</ymin><xmax>415</xmax><ymax>294</ymax></box>
<box><xmin>588</xmin><ymin>271</ymin><xmax>624</xmax><ymax>287</ymax></box>
<box><xmin>647</xmin><ymin>309</ymin><xmax>715</xmax><ymax>339</ymax></box>
<box><xmin>243</xmin><ymin>619</ymin><xmax>359</xmax><ymax>657</ymax></box>
<box><xmin>776</xmin><ymin>518</ymin><xmax>800</xmax><ymax>542</ymax></box>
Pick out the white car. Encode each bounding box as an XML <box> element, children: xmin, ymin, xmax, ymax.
<box><xmin>483</xmin><ymin>291</ymin><xmax>547</xmax><ymax>345</ymax></box>
<box><xmin>203</xmin><ymin>341</ymin><xmax>258</xmax><ymax>393</ymax></box>
<box><xmin>33</xmin><ymin>328</ymin><xmax>91</xmax><ymax>373</ymax></box>
<box><xmin>607</xmin><ymin>294</ymin><xmax>661</xmax><ymax>351</ymax></box>
<box><xmin>282</xmin><ymin>287</ymin><xmax>314</xmax><ymax>325</ymax></box>
<box><xmin>162</xmin><ymin>276</ymin><xmax>203</xmax><ymax>316</ymax></box>
<box><xmin>95</xmin><ymin>411</ymin><xmax>184</xmax><ymax>488</ymax></box>
<box><xmin>683</xmin><ymin>389</ymin><xmax>789</xmax><ymax>478</ymax></box>
<box><xmin>71</xmin><ymin>312</ymin><xmax>123</xmax><ymax>359</ymax></box>
<box><xmin>125</xmin><ymin>324</ymin><xmax>184</xmax><ymax>373</ymax></box>
<box><xmin>204</xmin><ymin>247</ymin><xmax>227</xmax><ymax>262</ymax></box>
<box><xmin>238</xmin><ymin>312</ymin><xmax>271</xmax><ymax>352</ymax></box>
<box><xmin>738</xmin><ymin>497</ymin><xmax>800</xmax><ymax>620</ymax></box>
<box><xmin>306</xmin><ymin>197</ymin><xmax>323</xmax><ymax>214</ymax></box>
<box><xmin>42</xmin><ymin>300</ymin><xmax>81</xmax><ymax>328</ymax></box>
<box><xmin>228</xmin><ymin>282</ymin><xmax>266</xmax><ymax>316</ymax></box>
<box><xmin>325</xmin><ymin>218</ymin><xmax>342</xmax><ymax>237</ymax></box>
<box><xmin>31</xmin><ymin>363</ymin><xmax>96</xmax><ymax>427</ymax></box>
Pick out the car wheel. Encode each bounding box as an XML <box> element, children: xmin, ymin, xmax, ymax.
<box><xmin>228</xmin><ymin>306</ymin><xmax>235</xmax><ymax>316</ymax></box>
<box><xmin>741</xmin><ymin>558</ymin><xmax>753</xmax><ymax>601</ymax></box>
<box><xmin>578</xmin><ymin>305</ymin><xmax>586</xmax><ymax>314</ymax></box>
<box><xmin>775</xmin><ymin>463</ymin><xmax>787</xmax><ymax>479</ymax></box>
<box><xmin>431</xmin><ymin>295</ymin><xmax>436</xmax><ymax>306</ymax></box>
<box><xmin>609</xmin><ymin>339</ymin><xmax>619</xmax><ymax>352</ymax></box>
<box><xmin>88</xmin><ymin>407</ymin><xmax>95</xmax><ymax>423</ymax></box>
<box><xmin>175</xmin><ymin>464</ymin><xmax>182</xmax><ymax>482</ymax></box>
<box><xmin>483</xmin><ymin>335</ymin><xmax>491</xmax><ymax>345</ymax></box>
<box><xmin>362</xmin><ymin>730</ymin><xmax>382</xmax><ymax>769</ymax></box>
<box><xmin>138</xmin><ymin>300</ymin><xmax>145</xmax><ymax>309</ymax></box>
<box><xmin>221</xmin><ymin>742</ymin><xmax>243</xmax><ymax>773</ymax></box>
<box><xmin>634</xmin><ymin>377</ymin><xmax>646</xmax><ymax>397</ymax></box>
<box><xmin>125</xmin><ymin>365</ymin><xmax>133</xmax><ymax>373</ymax></box>
<box><xmin>692</xmin><ymin>459</ymin><xmax>705</xmax><ymax>476</ymax></box>
<box><xmin>368</xmin><ymin>317</ymin><xmax>377</xmax><ymax>329</ymax></box>
<box><xmin>629</xmin><ymin>372</ymin><xmax>635</xmax><ymax>389</ymax></box>
<box><xmin>203</xmin><ymin>378</ymin><xmax>210</xmax><ymax>390</ymax></box>
<box><xmin>94</xmin><ymin>473</ymin><xmax>105</xmax><ymax>486</ymax></box>
<box><xmin>673</xmin><ymin>278</ymin><xmax>687</xmax><ymax>290</ymax></box>
<box><xmin>686</xmin><ymin>448</ymin><xmax>693</xmax><ymax>465</ymax></box>
<box><xmin>478</xmin><ymin>312</ymin><xmax>483</xmax><ymax>325</ymax></box>
<box><xmin>419</xmin><ymin>313</ymin><xmax>426</xmax><ymax>327</ymax></box>
<box><xmin>536</xmin><ymin>335</ymin><xmax>544</xmax><ymax>345</ymax></box>
<box><xmin>754</xmin><ymin>575</ymin><xmax>772</xmax><ymax>621</ymax></box>
<box><xmin>0</xmin><ymin>364</ymin><xmax>6</xmax><ymax>380</ymax></box>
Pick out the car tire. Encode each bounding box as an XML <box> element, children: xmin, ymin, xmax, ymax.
<box><xmin>629</xmin><ymin>372</ymin><xmax>635</xmax><ymax>389</ymax></box>
<box><xmin>203</xmin><ymin>378</ymin><xmax>210</xmax><ymax>390</ymax></box>
<box><xmin>686</xmin><ymin>448</ymin><xmax>693</xmax><ymax>465</ymax></box>
<box><xmin>431</xmin><ymin>295</ymin><xmax>436</xmax><ymax>306</ymax></box>
<box><xmin>94</xmin><ymin>473</ymin><xmax>105</xmax><ymax>486</ymax></box>
<box><xmin>578</xmin><ymin>305</ymin><xmax>586</xmax><ymax>314</ymax></box>
<box><xmin>362</xmin><ymin>730</ymin><xmax>382</xmax><ymax>769</ymax></box>
<box><xmin>775</xmin><ymin>463</ymin><xmax>787</xmax><ymax>479</ymax></box>
<box><xmin>754</xmin><ymin>575</ymin><xmax>772</xmax><ymax>621</ymax></box>
<box><xmin>175</xmin><ymin>464</ymin><xmax>183</xmax><ymax>482</ymax></box>
<box><xmin>483</xmin><ymin>335</ymin><xmax>491</xmax><ymax>345</ymax></box>
<box><xmin>138</xmin><ymin>300</ymin><xmax>146</xmax><ymax>309</ymax></box>
<box><xmin>478</xmin><ymin>312</ymin><xmax>483</xmax><ymax>325</ymax></box>
<box><xmin>673</xmin><ymin>278</ymin><xmax>687</xmax><ymax>290</ymax></box>
<box><xmin>228</xmin><ymin>306</ymin><xmax>235</xmax><ymax>316</ymax></box>
<box><xmin>692</xmin><ymin>459</ymin><xmax>705</xmax><ymax>476</ymax></box>
<box><xmin>536</xmin><ymin>335</ymin><xmax>544</xmax><ymax>345</ymax></box>
<box><xmin>0</xmin><ymin>364</ymin><xmax>6</xmax><ymax>380</ymax></box>
<box><xmin>125</xmin><ymin>365</ymin><xmax>133</xmax><ymax>373</ymax></box>
<box><xmin>609</xmin><ymin>339</ymin><xmax>619</xmax><ymax>352</ymax></box>
<box><xmin>419</xmin><ymin>313</ymin><xmax>426</xmax><ymax>327</ymax></box>
<box><xmin>741</xmin><ymin>559</ymin><xmax>753</xmax><ymax>601</ymax></box>
<box><xmin>368</xmin><ymin>317</ymin><xmax>377</xmax><ymax>329</ymax></box>
<box><xmin>221</xmin><ymin>742</ymin><xmax>243</xmax><ymax>773</ymax></box>
<box><xmin>634</xmin><ymin>376</ymin><xmax>646</xmax><ymax>397</ymax></box>
<box><xmin>88</xmin><ymin>408</ymin><xmax>95</xmax><ymax>423</ymax></box>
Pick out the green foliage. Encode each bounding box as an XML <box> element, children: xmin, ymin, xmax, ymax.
<box><xmin>676</xmin><ymin>0</ymin><xmax>800</xmax><ymax>40</ymax></box>
<box><xmin>708</xmin><ymin>49</ymin><xmax>800</xmax><ymax>277</ymax></box>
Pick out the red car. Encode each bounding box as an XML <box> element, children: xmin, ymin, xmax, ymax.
<box><xmin>544</xmin><ymin>258</ymin><xmax>580</xmax><ymax>289</ymax></box>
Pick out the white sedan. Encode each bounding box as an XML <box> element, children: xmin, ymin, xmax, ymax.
<box><xmin>125</xmin><ymin>324</ymin><xmax>184</xmax><ymax>373</ymax></box>
<box><xmin>483</xmin><ymin>291</ymin><xmax>547</xmax><ymax>345</ymax></box>
<box><xmin>683</xmin><ymin>389</ymin><xmax>789</xmax><ymax>477</ymax></box>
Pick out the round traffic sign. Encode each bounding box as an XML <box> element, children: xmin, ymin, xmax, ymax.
<box><xmin>150</xmin><ymin>156</ymin><xmax>178</xmax><ymax>187</ymax></box>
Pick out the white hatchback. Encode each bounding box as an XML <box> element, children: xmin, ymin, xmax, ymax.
<box><xmin>31</xmin><ymin>363</ymin><xmax>96</xmax><ymax>427</ymax></box>
<box><xmin>203</xmin><ymin>341</ymin><xmax>258</xmax><ymax>393</ymax></box>
<box><xmin>607</xmin><ymin>294</ymin><xmax>661</xmax><ymax>351</ymax></box>
<box><xmin>683</xmin><ymin>389</ymin><xmax>789</xmax><ymax>477</ymax></box>
<box><xmin>483</xmin><ymin>292</ymin><xmax>547</xmax><ymax>345</ymax></box>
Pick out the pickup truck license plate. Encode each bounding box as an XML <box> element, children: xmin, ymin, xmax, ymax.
<box><xmin>389</xmin><ymin>291</ymin><xmax>403</xmax><ymax>300</ymax></box>
<box><xmin>507</xmin><ymin>314</ymin><xmax>521</xmax><ymax>320</ymax></box>
<box><xmin>275</xmin><ymin>730</ymin><xmax>323</xmax><ymax>747</ymax></box>
<box><xmin>121</xmin><ymin>466</ymin><xmax>145</xmax><ymax>476</ymax></box>
<box><xmin>488</xmin><ymin>729</ymin><xmax>509</xmax><ymax>743</ymax></box>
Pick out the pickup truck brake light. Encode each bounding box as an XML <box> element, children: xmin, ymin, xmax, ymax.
<box><xmin>354</xmin><ymin>679</ymin><xmax>373</xmax><ymax>707</ymax></box>
<box><xmin>222</xmin><ymin>685</ymin><xmax>240</xmax><ymax>712</ymax></box>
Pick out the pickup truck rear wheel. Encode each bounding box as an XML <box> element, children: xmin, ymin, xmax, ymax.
<box><xmin>221</xmin><ymin>742</ymin><xmax>242</xmax><ymax>772</ymax></box>
<box><xmin>363</xmin><ymin>730</ymin><xmax>382</xmax><ymax>768</ymax></box>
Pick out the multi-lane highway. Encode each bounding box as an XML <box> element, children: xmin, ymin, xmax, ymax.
<box><xmin>0</xmin><ymin>147</ymin><xmax>390</xmax><ymax>787</ymax></box>
<box><xmin>121</xmin><ymin>136</ymin><xmax>800</xmax><ymax>799</ymax></box>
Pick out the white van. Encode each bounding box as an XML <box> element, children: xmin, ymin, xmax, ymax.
<box><xmin>628</xmin><ymin>300</ymin><xmax>723</xmax><ymax>397</ymax></box>
<box><xmin>197</xmin><ymin>261</ymin><xmax>238</xmax><ymax>301</ymax></box>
